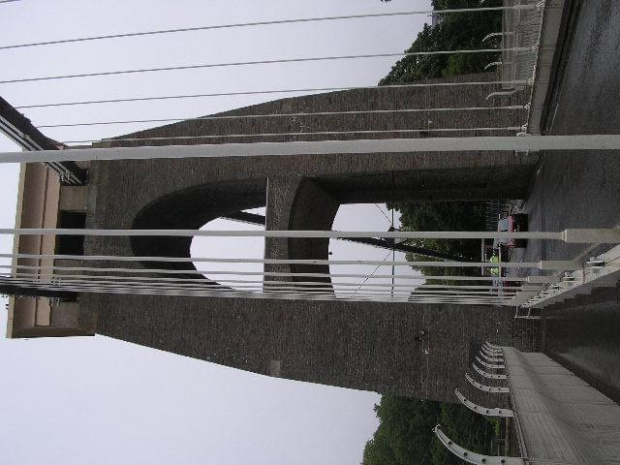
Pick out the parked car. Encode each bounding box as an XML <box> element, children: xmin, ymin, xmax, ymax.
<box><xmin>497</xmin><ymin>213</ymin><xmax>528</xmax><ymax>248</ymax></box>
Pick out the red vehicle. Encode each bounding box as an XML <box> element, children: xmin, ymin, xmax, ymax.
<box><xmin>496</xmin><ymin>214</ymin><xmax>528</xmax><ymax>248</ymax></box>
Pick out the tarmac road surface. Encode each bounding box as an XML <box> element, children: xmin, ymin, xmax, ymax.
<box><xmin>516</xmin><ymin>0</ymin><xmax>620</xmax><ymax>402</ymax></box>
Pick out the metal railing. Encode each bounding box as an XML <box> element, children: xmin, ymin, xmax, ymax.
<box><xmin>2</xmin><ymin>227</ymin><xmax>620</xmax><ymax>306</ymax></box>
<box><xmin>501</xmin><ymin>0</ymin><xmax>545</xmax><ymax>88</ymax></box>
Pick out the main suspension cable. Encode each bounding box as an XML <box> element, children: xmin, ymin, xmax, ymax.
<box><xmin>0</xmin><ymin>48</ymin><xmax>527</xmax><ymax>85</ymax></box>
<box><xmin>14</xmin><ymin>81</ymin><xmax>529</xmax><ymax>109</ymax></box>
<box><xmin>37</xmin><ymin>105</ymin><xmax>525</xmax><ymax>129</ymax></box>
<box><xmin>0</xmin><ymin>5</ymin><xmax>538</xmax><ymax>51</ymax></box>
<box><xmin>63</xmin><ymin>126</ymin><xmax>521</xmax><ymax>146</ymax></box>
<box><xmin>0</xmin><ymin>227</ymin><xmax>566</xmax><ymax>241</ymax></box>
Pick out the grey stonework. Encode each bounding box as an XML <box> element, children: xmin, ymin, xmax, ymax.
<box><xmin>86</xmin><ymin>293</ymin><xmax>518</xmax><ymax>402</ymax></box>
<box><xmin>82</xmin><ymin>73</ymin><xmax>539</xmax><ymax>402</ymax></box>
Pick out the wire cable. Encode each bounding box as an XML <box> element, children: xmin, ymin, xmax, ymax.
<box><xmin>352</xmin><ymin>250</ymin><xmax>392</xmax><ymax>296</ymax></box>
<box><xmin>1</xmin><ymin>259</ymin><xmax>542</xmax><ymax>275</ymax></box>
<box><xmin>5</xmin><ymin>268</ymin><xmax>518</xmax><ymax>291</ymax></box>
<box><xmin>3</xmin><ymin>274</ymin><xmax>514</xmax><ymax>300</ymax></box>
<box><xmin>64</xmin><ymin>126</ymin><xmax>521</xmax><ymax>145</ymax></box>
<box><xmin>0</xmin><ymin>48</ymin><xmax>527</xmax><ymax>85</ymax></box>
<box><xmin>37</xmin><ymin>105</ymin><xmax>525</xmax><ymax>129</ymax></box>
<box><xmin>0</xmin><ymin>263</ymin><xmax>519</xmax><ymax>280</ymax></box>
<box><xmin>10</xmin><ymin>273</ymin><xmax>514</xmax><ymax>298</ymax></box>
<box><xmin>14</xmin><ymin>81</ymin><xmax>530</xmax><ymax>109</ymax></box>
<box><xmin>0</xmin><ymin>5</ymin><xmax>538</xmax><ymax>51</ymax></box>
<box><xmin>0</xmin><ymin>227</ymin><xmax>566</xmax><ymax>242</ymax></box>
<box><xmin>373</xmin><ymin>204</ymin><xmax>393</xmax><ymax>224</ymax></box>
<box><xmin>7</xmin><ymin>269</ymin><xmax>519</xmax><ymax>292</ymax></box>
<box><xmin>0</xmin><ymin>251</ymin><xmax>535</xmax><ymax>277</ymax></box>
<box><xmin>2</xmin><ymin>279</ymin><xmax>511</xmax><ymax>304</ymax></box>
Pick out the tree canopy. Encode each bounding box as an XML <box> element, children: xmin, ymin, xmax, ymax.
<box><xmin>362</xmin><ymin>396</ymin><xmax>499</xmax><ymax>465</ymax></box>
<box><xmin>388</xmin><ymin>200</ymin><xmax>486</xmax><ymax>263</ymax></box>
<box><xmin>379</xmin><ymin>0</ymin><xmax>503</xmax><ymax>85</ymax></box>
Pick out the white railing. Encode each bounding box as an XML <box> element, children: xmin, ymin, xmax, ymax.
<box><xmin>520</xmin><ymin>243</ymin><xmax>620</xmax><ymax>309</ymax></box>
<box><xmin>2</xmin><ymin>227</ymin><xmax>620</xmax><ymax>306</ymax></box>
<box><xmin>501</xmin><ymin>0</ymin><xmax>545</xmax><ymax>89</ymax></box>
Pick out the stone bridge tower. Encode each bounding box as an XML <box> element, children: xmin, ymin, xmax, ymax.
<box><xmin>12</xmin><ymin>74</ymin><xmax>538</xmax><ymax>402</ymax></box>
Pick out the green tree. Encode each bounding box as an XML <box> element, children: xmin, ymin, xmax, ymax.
<box><xmin>379</xmin><ymin>0</ymin><xmax>503</xmax><ymax>86</ymax></box>
<box><xmin>362</xmin><ymin>396</ymin><xmax>499</xmax><ymax>465</ymax></box>
<box><xmin>362</xmin><ymin>396</ymin><xmax>441</xmax><ymax>465</ymax></box>
<box><xmin>387</xmin><ymin>200</ymin><xmax>486</xmax><ymax>279</ymax></box>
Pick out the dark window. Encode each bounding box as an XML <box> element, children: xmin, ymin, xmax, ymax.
<box><xmin>56</xmin><ymin>211</ymin><xmax>86</xmax><ymax>255</ymax></box>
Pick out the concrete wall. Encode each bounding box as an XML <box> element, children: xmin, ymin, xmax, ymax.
<box><xmin>59</xmin><ymin>185</ymin><xmax>88</xmax><ymax>212</ymax></box>
<box><xmin>9</xmin><ymin>163</ymin><xmax>59</xmax><ymax>337</ymax></box>
<box><xmin>8</xmin><ymin>163</ymin><xmax>93</xmax><ymax>338</ymax></box>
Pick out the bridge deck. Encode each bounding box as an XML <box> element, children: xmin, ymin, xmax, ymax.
<box><xmin>503</xmin><ymin>348</ymin><xmax>620</xmax><ymax>465</ymax></box>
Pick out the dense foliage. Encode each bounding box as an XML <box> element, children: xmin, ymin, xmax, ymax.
<box><xmin>388</xmin><ymin>200</ymin><xmax>486</xmax><ymax>268</ymax></box>
<box><xmin>362</xmin><ymin>396</ymin><xmax>499</xmax><ymax>465</ymax></box>
<box><xmin>379</xmin><ymin>0</ymin><xmax>503</xmax><ymax>85</ymax></box>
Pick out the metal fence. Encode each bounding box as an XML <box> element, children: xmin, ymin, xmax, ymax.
<box><xmin>501</xmin><ymin>0</ymin><xmax>545</xmax><ymax>88</ymax></box>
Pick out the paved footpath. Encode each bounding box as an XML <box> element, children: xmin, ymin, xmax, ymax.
<box><xmin>504</xmin><ymin>347</ymin><xmax>620</xmax><ymax>464</ymax></box>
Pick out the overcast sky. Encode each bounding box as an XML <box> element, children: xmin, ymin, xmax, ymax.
<box><xmin>0</xmin><ymin>1</ymin><xmax>431</xmax><ymax>464</ymax></box>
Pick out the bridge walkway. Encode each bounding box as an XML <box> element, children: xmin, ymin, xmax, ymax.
<box><xmin>504</xmin><ymin>347</ymin><xmax>620</xmax><ymax>465</ymax></box>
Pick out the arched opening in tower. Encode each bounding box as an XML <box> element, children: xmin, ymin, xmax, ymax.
<box><xmin>190</xmin><ymin>207</ymin><xmax>266</xmax><ymax>292</ymax></box>
<box><xmin>329</xmin><ymin>204</ymin><xmax>423</xmax><ymax>300</ymax></box>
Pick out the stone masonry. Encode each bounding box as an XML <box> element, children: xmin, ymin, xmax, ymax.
<box><xmin>81</xmin><ymin>73</ymin><xmax>538</xmax><ymax>402</ymax></box>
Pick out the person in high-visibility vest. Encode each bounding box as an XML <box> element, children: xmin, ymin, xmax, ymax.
<box><xmin>490</xmin><ymin>253</ymin><xmax>501</xmax><ymax>277</ymax></box>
